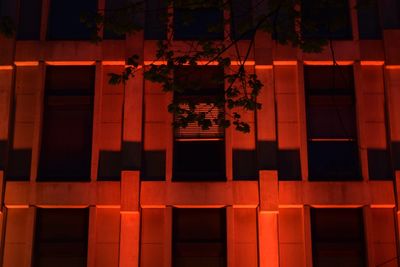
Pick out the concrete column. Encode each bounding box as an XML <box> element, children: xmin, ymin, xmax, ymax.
<box><xmin>278</xmin><ymin>208</ymin><xmax>306</xmax><ymax>267</ymax></box>
<box><xmin>0</xmin><ymin>67</ymin><xmax>13</xmax><ymax>174</ymax></box>
<box><xmin>353</xmin><ymin>62</ymin><xmax>369</xmax><ymax>180</ymax></box>
<box><xmin>87</xmin><ymin>207</ymin><xmax>97</xmax><ymax>267</ymax></box>
<box><xmin>2</xmin><ymin>207</ymin><xmax>35</xmax><ymax>267</ymax></box>
<box><xmin>91</xmin><ymin>62</ymin><xmax>103</xmax><ymax>180</ymax></box>
<box><xmin>385</xmin><ymin>67</ymin><xmax>400</xmax><ymax>172</ymax></box>
<box><xmin>363</xmin><ymin>206</ymin><xmax>376</xmax><ymax>267</ymax></box>
<box><xmin>258</xmin><ymin>170</ymin><xmax>279</xmax><ymax>267</ymax></box>
<box><xmin>30</xmin><ymin>62</ymin><xmax>45</xmax><ymax>181</ymax></box>
<box><xmin>274</xmin><ymin>64</ymin><xmax>302</xmax><ymax>181</ymax></box>
<box><xmin>227</xmin><ymin>206</ymin><xmax>235</xmax><ymax>266</ymax></box>
<box><xmin>0</xmin><ymin>171</ymin><xmax>5</xmax><ymax>265</ymax></box>
<box><xmin>255</xmin><ymin>66</ymin><xmax>276</xmax><ymax>171</ymax></box>
<box><xmin>119</xmin><ymin>171</ymin><xmax>140</xmax><ymax>267</ymax></box>
<box><xmin>303</xmin><ymin>206</ymin><xmax>313</xmax><ymax>267</ymax></box>
<box><xmin>123</xmin><ymin>68</ymin><xmax>144</xmax><ymax>172</ymax></box>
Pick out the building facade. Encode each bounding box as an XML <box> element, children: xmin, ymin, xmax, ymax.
<box><xmin>1</xmin><ymin>0</ymin><xmax>400</xmax><ymax>266</ymax></box>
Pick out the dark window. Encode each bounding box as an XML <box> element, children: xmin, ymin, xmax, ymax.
<box><xmin>379</xmin><ymin>0</ymin><xmax>400</xmax><ymax>29</ymax></box>
<box><xmin>357</xmin><ymin>0</ymin><xmax>382</xmax><ymax>39</ymax></box>
<box><xmin>173</xmin><ymin>0</ymin><xmax>224</xmax><ymax>40</ymax></box>
<box><xmin>144</xmin><ymin>0</ymin><xmax>167</xmax><ymax>39</ymax></box>
<box><xmin>0</xmin><ymin>0</ymin><xmax>18</xmax><ymax>35</ymax></box>
<box><xmin>173</xmin><ymin>208</ymin><xmax>226</xmax><ymax>267</ymax></box>
<box><xmin>33</xmin><ymin>209</ymin><xmax>89</xmax><ymax>267</ymax></box>
<box><xmin>270</xmin><ymin>2</ymin><xmax>296</xmax><ymax>42</ymax></box>
<box><xmin>38</xmin><ymin>66</ymin><xmax>94</xmax><ymax>181</ymax></box>
<box><xmin>305</xmin><ymin>66</ymin><xmax>361</xmax><ymax>180</ymax></box>
<box><xmin>103</xmin><ymin>0</ymin><xmax>127</xmax><ymax>39</ymax></box>
<box><xmin>311</xmin><ymin>208</ymin><xmax>366</xmax><ymax>267</ymax></box>
<box><xmin>47</xmin><ymin>0</ymin><xmax>97</xmax><ymax>40</ymax></box>
<box><xmin>173</xmin><ymin>67</ymin><xmax>226</xmax><ymax>181</ymax></box>
<box><xmin>17</xmin><ymin>0</ymin><xmax>42</xmax><ymax>40</ymax></box>
<box><xmin>301</xmin><ymin>0</ymin><xmax>352</xmax><ymax>39</ymax></box>
<box><xmin>231</xmin><ymin>0</ymin><xmax>252</xmax><ymax>40</ymax></box>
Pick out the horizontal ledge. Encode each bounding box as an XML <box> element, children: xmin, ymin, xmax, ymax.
<box><xmin>45</xmin><ymin>61</ymin><xmax>96</xmax><ymax>66</ymax></box>
<box><xmin>15</xmin><ymin>61</ymin><xmax>39</xmax><ymax>66</ymax></box>
<box><xmin>303</xmin><ymin>60</ymin><xmax>354</xmax><ymax>65</ymax></box>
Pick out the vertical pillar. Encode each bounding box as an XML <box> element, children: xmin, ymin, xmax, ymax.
<box><xmin>396</xmin><ymin>171</ymin><xmax>400</xmax><ymax>259</ymax></box>
<box><xmin>255</xmin><ymin>66</ymin><xmax>276</xmax><ymax>171</ymax></box>
<box><xmin>303</xmin><ymin>206</ymin><xmax>313</xmax><ymax>267</ymax></box>
<box><xmin>30</xmin><ymin>62</ymin><xmax>45</xmax><ymax>181</ymax></box>
<box><xmin>164</xmin><ymin>207</ymin><xmax>172</xmax><ymax>267</ymax></box>
<box><xmin>119</xmin><ymin>171</ymin><xmax>140</xmax><ymax>267</ymax></box>
<box><xmin>87</xmin><ymin>207</ymin><xmax>97</xmax><ymax>267</ymax></box>
<box><xmin>363</xmin><ymin>206</ymin><xmax>376</xmax><ymax>267</ymax></box>
<box><xmin>227</xmin><ymin>206</ymin><xmax>235</xmax><ymax>267</ymax></box>
<box><xmin>258</xmin><ymin>170</ymin><xmax>279</xmax><ymax>267</ymax></box>
<box><xmin>123</xmin><ymin>67</ymin><xmax>144</xmax><ymax>172</ymax></box>
<box><xmin>0</xmin><ymin>171</ymin><xmax>5</xmax><ymax>265</ymax></box>
<box><xmin>297</xmin><ymin>62</ymin><xmax>309</xmax><ymax>180</ymax></box>
<box><xmin>2</xmin><ymin>207</ymin><xmax>35</xmax><ymax>267</ymax></box>
<box><xmin>275</xmin><ymin>63</ymin><xmax>302</xmax><ymax>181</ymax></box>
<box><xmin>0</xmin><ymin>66</ymin><xmax>13</xmax><ymax>175</ymax></box>
<box><xmin>353</xmin><ymin>62</ymin><xmax>369</xmax><ymax>180</ymax></box>
<box><xmin>91</xmin><ymin>62</ymin><xmax>103</xmax><ymax>180</ymax></box>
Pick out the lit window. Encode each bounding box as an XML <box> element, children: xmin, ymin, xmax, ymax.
<box><xmin>311</xmin><ymin>208</ymin><xmax>366</xmax><ymax>267</ymax></box>
<box><xmin>305</xmin><ymin>66</ymin><xmax>360</xmax><ymax>180</ymax></box>
<box><xmin>173</xmin><ymin>208</ymin><xmax>226</xmax><ymax>267</ymax></box>
<box><xmin>33</xmin><ymin>209</ymin><xmax>89</xmax><ymax>267</ymax></box>
<box><xmin>173</xmin><ymin>67</ymin><xmax>226</xmax><ymax>181</ymax></box>
<box><xmin>38</xmin><ymin>66</ymin><xmax>94</xmax><ymax>181</ymax></box>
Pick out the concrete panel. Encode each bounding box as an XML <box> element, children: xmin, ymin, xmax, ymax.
<box><xmin>274</xmin><ymin>66</ymin><xmax>298</xmax><ymax>94</ymax></box>
<box><xmin>279</xmin><ymin>244</ymin><xmax>306</xmax><ymax>267</ymax></box>
<box><xmin>4</xmin><ymin>209</ymin><xmax>29</xmax><ymax>243</ymax></box>
<box><xmin>42</xmin><ymin>42</ymin><xmax>101</xmax><ymax>61</ymax></box>
<box><xmin>15</xmin><ymin>66</ymin><xmax>41</xmax><ymax>94</ymax></box>
<box><xmin>144</xmin><ymin>122</ymin><xmax>167</xmax><ymax>150</ymax></box>
<box><xmin>387</xmin><ymin>68</ymin><xmax>400</xmax><ymax>140</ymax></box>
<box><xmin>364</xmin><ymin>122</ymin><xmax>387</xmax><ymax>148</ymax></box>
<box><xmin>102</xmin><ymin>66</ymin><xmax>125</xmax><ymax>94</ymax></box>
<box><xmin>234</xmin><ymin>243</ymin><xmax>258</xmax><ymax>267</ymax></box>
<box><xmin>141</xmin><ymin>208</ymin><xmax>165</xmax><ymax>243</ymax></box>
<box><xmin>15</xmin><ymin>94</ymin><xmax>36</xmax><ymax>123</ymax></box>
<box><xmin>373</xmin><ymin>243</ymin><xmax>398</xmax><ymax>267</ymax></box>
<box><xmin>363</xmin><ymin>95</ymin><xmax>385</xmax><ymax>122</ymax></box>
<box><xmin>13</xmin><ymin>123</ymin><xmax>34</xmax><ymax>148</ymax></box>
<box><xmin>140</xmin><ymin>244</ymin><xmax>164</xmax><ymax>267</ymax></box>
<box><xmin>371</xmin><ymin>209</ymin><xmax>396</xmax><ymax>243</ymax></box>
<box><xmin>2</xmin><ymin>243</ymin><xmax>27</xmax><ymax>267</ymax></box>
<box><xmin>96</xmin><ymin>208</ymin><xmax>121</xmax><ymax>243</ymax></box>
<box><xmin>145</xmin><ymin>94</ymin><xmax>166</xmax><ymax>122</ymax></box>
<box><xmin>234</xmin><ymin>209</ymin><xmax>257</xmax><ymax>243</ymax></box>
<box><xmin>276</xmin><ymin>94</ymin><xmax>298</xmax><ymax>123</ymax></box>
<box><xmin>101</xmin><ymin>94</ymin><xmax>123</xmax><ymax>123</ymax></box>
<box><xmin>99</xmin><ymin>123</ymin><xmax>122</xmax><ymax>151</ymax></box>
<box><xmin>95</xmin><ymin>243</ymin><xmax>120</xmax><ymax>267</ymax></box>
<box><xmin>277</xmin><ymin>122</ymin><xmax>300</xmax><ymax>149</ymax></box>
<box><xmin>278</xmin><ymin>208</ymin><xmax>304</xmax><ymax>243</ymax></box>
<box><xmin>360</xmin><ymin>66</ymin><xmax>384</xmax><ymax>94</ymax></box>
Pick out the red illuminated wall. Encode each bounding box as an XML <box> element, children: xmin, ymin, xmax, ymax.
<box><xmin>0</xmin><ymin>0</ymin><xmax>400</xmax><ymax>267</ymax></box>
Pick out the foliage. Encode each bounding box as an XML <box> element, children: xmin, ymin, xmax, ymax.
<box><xmin>94</xmin><ymin>0</ymin><xmax>325</xmax><ymax>133</ymax></box>
<box><xmin>1</xmin><ymin>0</ymin><xmax>364</xmax><ymax>132</ymax></box>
